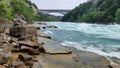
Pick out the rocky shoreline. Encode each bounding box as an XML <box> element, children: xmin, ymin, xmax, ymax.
<box><xmin>35</xmin><ymin>37</ymin><xmax>120</xmax><ymax>68</ymax></box>
<box><xmin>0</xmin><ymin>19</ymin><xmax>120</xmax><ymax>68</ymax></box>
<box><xmin>34</xmin><ymin>37</ymin><xmax>110</xmax><ymax>68</ymax></box>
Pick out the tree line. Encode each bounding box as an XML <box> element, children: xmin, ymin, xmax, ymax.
<box><xmin>61</xmin><ymin>0</ymin><xmax>120</xmax><ymax>24</ymax></box>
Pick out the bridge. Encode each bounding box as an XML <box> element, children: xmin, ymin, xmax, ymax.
<box><xmin>39</xmin><ymin>9</ymin><xmax>71</xmax><ymax>16</ymax></box>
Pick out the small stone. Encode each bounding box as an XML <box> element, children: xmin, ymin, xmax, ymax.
<box><xmin>36</xmin><ymin>27</ymin><xmax>40</xmax><ymax>30</ymax></box>
<box><xmin>20</xmin><ymin>46</ymin><xmax>39</xmax><ymax>55</ymax></box>
<box><xmin>39</xmin><ymin>47</ymin><xmax>45</xmax><ymax>53</ymax></box>
<box><xmin>25</xmin><ymin>61</ymin><xmax>34</xmax><ymax>66</ymax></box>
<box><xmin>0</xmin><ymin>24</ymin><xmax>5</xmax><ymax>33</ymax></box>
<box><xmin>9</xmin><ymin>37</ymin><xmax>18</xmax><ymax>44</ymax></box>
<box><xmin>38</xmin><ymin>23</ymin><xmax>46</xmax><ymax>25</ymax></box>
<box><xmin>18</xmin><ymin>54</ymin><xmax>33</xmax><ymax>62</ymax></box>
<box><xmin>47</xmin><ymin>25</ymin><xmax>58</xmax><ymax>28</ymax></box>
<box><xmin>37</xmin><ymin>32</ymin><xmax>51</xmax><ymax>39</ymax></box>
<box><xmin>42</xmin><ymin>27</ymin><xmax>46</xmax><ymax>29</ymax></box>
<box><xmin>11</xmin><ymin>60</ymin><xmax>24</xmax><ymax>67</ymax></box>
<box><xmin>0</xmin><ymin>65</ymin><xmax>6</xmax><ymax>68</ymax></box>
<box><xmin>0</xmin><ymin>50</ymin><xmax>12</xmax><ymax>64</ymax></box>
<box><xmin>11</xmin><ymin>48</ymin><xmax>19</xmax><ymax>52</ymax></box>
<box><xmin>11</xmin><ymin>60</ymin><xmax>29</xmax><ymax>68</ymax></box>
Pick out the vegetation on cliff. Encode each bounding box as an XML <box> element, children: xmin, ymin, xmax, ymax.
<box><xmin>61</xmin><ymin>0</ymin><xmax>120</xmax><ymax>24</ymax></box>
<box><xmin>0</xmin><ymin>0</ymin><xmax>36</xmax><ymax>22</ymax></box>
<box><xmin>0</xmin><ymin>0</ymin><xmax>56</xmax><ymax>23</ymax></box>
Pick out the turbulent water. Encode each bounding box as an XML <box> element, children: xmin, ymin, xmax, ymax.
<box><xmin>37</xmin><ymin>22</ymin><xmax>120</xmax><ymax>59</ymax></box>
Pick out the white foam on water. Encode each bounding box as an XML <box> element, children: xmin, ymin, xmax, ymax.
<box><xmin>61</xmin><ymin>41</ymin><xmax>120</xmax><ymax>65</ymax></box>
<box><xmin>76</xmin><ymin>23</ymin><xmax>120</xmax><ymax>40</ymax></box>
<box><xmin>61</xmin><ymin>41</ymin><xmax>120</xmax><ymax>59</ymax></box>
<box><xmin>46</xmin><ymin>22</ymin><xmax>120</xmax><ymax>40</ymax></box>
<box><xmin>43</xmin><ymin>31</ymin><xmax>54</xmax><ymax>35</ymax></box>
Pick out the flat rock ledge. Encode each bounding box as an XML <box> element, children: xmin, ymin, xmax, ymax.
<box><xmin>33</xmin><ymin>42</ymin><xmax>112</xmax><ymax>68</ymax></box>
<box><xmin>38</xmin><ymin>37</ymin><xmax>72</xmax><ymax>55</ymax></box>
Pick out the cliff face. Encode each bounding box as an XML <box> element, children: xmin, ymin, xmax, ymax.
<box><xmin>61</xmin><ymin>0</ymin><xmax>120</xmax><ymax>24</ymax></box>
<box><xmin>0</xmin><ymin>0</ymin><xmax>38</xmax><ymax>23</ymax></box>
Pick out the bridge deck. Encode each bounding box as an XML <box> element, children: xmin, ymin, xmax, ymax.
<box><xmin>39</xmin><ymin>9</ymin><xmax>71</xmax><ymax>15</ymax></box>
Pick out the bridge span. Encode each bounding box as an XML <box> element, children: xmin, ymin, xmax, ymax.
<box><xmin>39</xmin><ymin>9</ymin><xmax>71</xmax><ymax>15</ymax></box>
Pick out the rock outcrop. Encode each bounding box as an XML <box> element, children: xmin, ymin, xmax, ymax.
<box><xmin>0</xmin><ymin>19</ymin><xmax>42</xmax><ymax>68</ymax></box>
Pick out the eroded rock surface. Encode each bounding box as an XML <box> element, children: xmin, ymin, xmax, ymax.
<box><xmin>33</xmin><ymin>46</ymin><xmax>111</xmax><ymax>68</ymax></box>
<box><xmin>38</xmin><ymin>37</ymin><xmax>71</xmax><ymax>54</ymax></box>
<box><xmin>0</xmin><ymin>19</ymin><xmax>41</xmax><ymax>68</ymax></box>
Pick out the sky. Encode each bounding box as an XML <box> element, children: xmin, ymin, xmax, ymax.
<box><xmin>30</xmin><ymin>0</ymin><xmax>87</xmax><ymax>10</ymax></box>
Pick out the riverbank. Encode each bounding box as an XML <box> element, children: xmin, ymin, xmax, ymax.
<box><xmin>33</xmin><ymin>37</ymin><xmax>111</xmax><ymax>68</ymax></box>
<box><xmin>35</xmin><ymin>23</ymin><xmax>119</xmax><ymax>68</ymax></box>
<box><xmin>0</xmin><ymin>20</ymin><xmax>120</xmax><ymax>68</ymax></box>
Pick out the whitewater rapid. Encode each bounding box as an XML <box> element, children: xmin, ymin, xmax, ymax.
<box><xmin>38</xmin><ymin>22</ymin><xmax>120</xmax><ymax>59</ymax></box>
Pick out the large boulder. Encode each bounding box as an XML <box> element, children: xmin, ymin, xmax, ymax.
<box><xmin>9</xmin><ymin>26</ymin><xmax>38</xmax><ymax>43</ymax></box>
<box><xmin>10</xmin><ymin>26</ymin><xmax>37</xmax><ymax>37</ymax></box>
<box><xmin>0</xmin><ymin>18</ymin><xmax>13</xmax><ymax>34</ymax></box>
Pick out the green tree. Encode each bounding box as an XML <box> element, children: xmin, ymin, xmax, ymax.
<box><xmin>115</xmin><ymin>8</ymin><xmax>120</xmax><ymax>23</ymax></box>
<box><xmin>11</xmin><ymin>0</ymin><xmax>35</xmax><ymax>22</ymax></box>
<box><xmin>81</xmin><ymin>11</ymin><xmax>105</xmax><ymax>23</ymax></box>
<box><xmin>0</xmin><ymin>3</ymin><xmax>6</xmax><ymax>17</ymax></box>
<box><xmin>81</xmin><ymin>12</ymin><xmax>93</xmax><ymax>22</ymax></box>
<box><xmin>0</xmin><ymin>2</ymin><xmax>12</xmax><ymax>19</ymax></box>
<box><xmin>106</xmin><ymin>15</ymin><xmax>114</xmax><ymax>22</ymax></box>
<box><xmin>92</xmin><ymin>11</ymin><xmax>105</xmax><ymax>22</ymax></box>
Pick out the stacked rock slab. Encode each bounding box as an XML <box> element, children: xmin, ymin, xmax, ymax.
<box><xmin>9</xmin><ymin>20</ymin><xmax>39</xmax><ymax>55</ymax></box>
<box><xmin>5</xmin><ymin>19</ymin><xmax>40</xmax><ymax>68</ymax></box>
<box><xmin>0</xmin><ymin>17</ymin><xmax>43</xmax><ymax>68</ymax></box>
<box><xmin>0</xmin><ymin>25</ymin><xmax>12</xmax><ymax>66</ymax></box>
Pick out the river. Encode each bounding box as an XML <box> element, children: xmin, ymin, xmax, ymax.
<box><xmin>35</xmin><ymin>22</ymin><xmax>120</xmax><ymax>59</ymax></box>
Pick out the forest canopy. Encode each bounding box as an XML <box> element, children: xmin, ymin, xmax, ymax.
<box><xmin>61</xmin><ymin>0</ymin><xmax>120</xmax><ymax>24</ymax></box>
